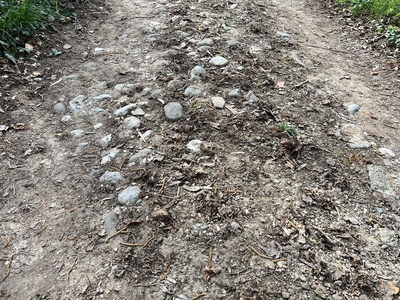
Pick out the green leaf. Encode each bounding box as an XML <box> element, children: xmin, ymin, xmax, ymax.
<box><xmin>5</xmin><ymin>52</ymin><xmax>16</xmax><ymax>64</ymax></box>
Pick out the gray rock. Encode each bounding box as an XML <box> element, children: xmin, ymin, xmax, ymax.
<box><xmin>94</xmin><ymin>123</ymin><xmax>103</xmax><ymax>129</ymax></box>
<box><xmin>118</xmin><ymin>186</ymin><xmax>141</xmax><ymax>206</ymax></box>
<box><xmin>92</xmin><ymin>107</ymin><xmax>105</xmax><ymax>114</ymax></box>
<box><xmin>167</xmin><ymin>79</ymin><xmax>184</xmax><ymax>91</ymax></box>
<box><xmin>379</xmin><ymin>148</ymin><xmax>395</xmax><ymax>158</ymax></box>
<box><xmin>290</xmin><ymin>52</ymin><xmax>305</xmax><ymax>66</ymax></box>
<box><xmin>184</xmin><ymin>86</ymin><xmax>204</xmax><ymax>98</ymax></box>
<box><xmin>101</xmin><ymin>148</ymin><xmax>120</xmax><ymax>165</ymax></box>
<box><xmin>115</xmin><ymin>104</ymin><xmax>137</xmax><ymax>116</ymax></box>
<box><xmin>210</xmin><ymin>56</ymin><xmax>229</xmax><ymax>67</ymax></box>
<box><xmin>131</xmin><ymin>108</ymin><xmax>146</xmax><ymax>116</ymax></box>
<box><xmin>123</xmin><ymin>116</ymin><xmax>141</xmax><ymax>129</ymax></box>
<box><xmin>191</xmin><ymin>66</ymin><xmax>206</xmax><ymax>76</ymax></box>
<box><xmin>197</xmin><ymin>38</ymin><xmax>214</xmax><ymax>46</ymax></box>
<box><xmin>228</xmin><ymin>88</ymin><xmax>241</xmax><ymax>98</ymax></box>
<box><xmin>100</xmin><ymin>171</ymin><xmax>123</xmax><ymax>184</ymax></box>
<box><xmin>53</xmin><ymin>103</ymin><xmax>66</xmax><ymax>114</ymax></box>
<box><xmin>61</xmin><ymin>115</ymin><xmax>72</xmax><ymax>122</ymax></box>
<box><xmin>187</xmin><ymin>139</ymin><xmax>203</xmax><ymax>154</ymax></box>
<box><xmin>129</xmin><ymin>148</ymin><xmax>153</xmax><ymax>165</ymax></box>
<box><xmin>368</xmin><ymin>165</ymin><xmax>397</xmax><ymax>198</ymax></box>
<box><xmin>93</xmin><ymin>94</ymin><xmax>112</xmax><ymax>102</ymax></box>
<box><xmin>341</xmin><ymin>124</ymin><xmax>371</xmax><ymax>148</ymax></box>
<box><xmin>211</xmin><ymin>96</ymin><xmax>225</xmax><ymax>109</ymax></box>
<box><xmin>348</xmin><ymin>104</ymin><xmax>360</xmax><ymax>114</ymax></box>
<box><xmin>69</xmin><ymin>95</ymin><xmax>86</xmax><ymax>111</ymax></box>
<box><xmin>114</xmin><ymin>83</ymin><xmax>136</xmax><ymax>94</ymax></box>
<box><xmin>104</xmin><ymin>211</ymin><xmax>118</xmax><ymax>235</ymax></box>
<box><xmin>226</xmin><ymin>39</ymin><xmax>240</xmax><ymax>47</ymax></box>
<box><xmin>245</xmin><ymin>90</ymin><xmax>259</xmax><ymax>103</ymax></box>
<box><xmin>99</xmin><ymin>134</ymin><xmax>112</xmax><ymax>148</ymax></box>
<box><xmin>276</xmin><ymin>31</ymin><xmax>296</xmax><ymax>44</ymax></box>
<box><xmin>164</xmin><ymin>102</ymin><xmax>183</xmax><ymax>121</ymax></box>
<box><xmin>70</xmin><ymin>129</ymin><xmax>84</xmax><ymax>137</ymax></box>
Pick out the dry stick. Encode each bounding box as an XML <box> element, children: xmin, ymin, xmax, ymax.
<box><xmin>66</xmin><ymin>257</ymin><xmax>78</xmax><ymax>281</ymax></box>
<box><xmin>159</xmin><ymin>176</ymin><xmax>168</xmax><ymax>194</ymax></box>
<box><xmin>189</xmin><ymin>293</ymin><xmax>207</xmax><ymax>300</ymax></box>
<box><xmin>311</xmin><ymin>225</ymin><xmax>336</xmax><ymax>245</ymax></box>
<box><xmin>160</xmin><ymin>253</ymin><xmax>172</xmax><ymax>281</ymax></box>
<box><xmin>368</xmin><ymin>218</ymin><xmax>385</xmax><ymax>227</ymax></box>
<box><xmin>104</xmin><ymin>229</ymin><xmax>129</xmax><ymax>243</ymax></box>
<box><xmin>131</xmin><ymin>168</ymin><xmax>146</xmax><ymax>172</ymax></box>
<box><xmin>120</xmin><ymin>234</ymin><xmax>155</xmax><ymax>248</ymax></box>
<box><xmin>207</xmin><ymin>247</ymin><xmax>213</xmax><ymax>268</ymax></box>
<box><xmin>248</xmin><ymin>246</ymin><xmax>272</xmax><ymax>259</ymax></box>
<box><xmin>286</xmin><ymin>219</ymin><xmax>300</xmax><ymax>239</ymax></box>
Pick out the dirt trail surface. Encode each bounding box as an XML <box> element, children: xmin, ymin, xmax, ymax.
<box><xmin>1</xmin><ymin>0</ymin><xmax>399</xmax><ymax>298</ymax></box>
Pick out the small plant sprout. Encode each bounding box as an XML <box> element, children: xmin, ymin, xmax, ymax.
<box><xmin>282</xmin><ymin>121</ymin><xmax>297</xmax><ymax>138</ymax></box>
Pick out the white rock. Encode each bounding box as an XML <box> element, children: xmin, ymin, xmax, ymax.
<box><xmin>379</xmin><ymin>148</ymin><xmax>395</xmax><ymax>158</ymax></box>
<box><xmin>210</xmin><ymin>56</ymin><xmax>229</xmax><ymax>67</ymax></box>
<box><xmin>211</xmin><ymin>96</ymin><xmax>225</xmax><ymax>109</ymax></box>
<box><xmin>115</xmin><ymin>104</ymin><xmax>137</xmax><ymax>116</ymax></box>
<box><xmin>187</xmin><ymin>139</ymin><xmax>203</xmax><ymax>154</ymax></box>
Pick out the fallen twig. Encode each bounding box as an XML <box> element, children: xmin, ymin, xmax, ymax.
<box><xmin>286</xmin><ymin>219</ymin><xmax>300</xmax><ymax>239</ymax></box>
<box><xmin>189</xmin><ymin>293</ymin><xmax>207</xmax><ymax>300</ymax></box>
<box><xmin>248</xmin><ymin>246</ymin><xmax>272</xmax><ymax>259</ymax></box>
<box><xmin>120</xmin><ymin>234</ymin><xmax>154</xmax><ymax>248</ymax></box>
<box><xmin>368</xmin><ymin>218</ymin><xmax>385</xmax><ymax>227</ymax></box>
<box><xmin>66</xmin><ymin>257</ymin><xmax>78</xmax><ymax>281</ymax></box>
<box><xmin>160</xmin><ymin>253</ymin><xmax>172</xmax><ymax>281</ymax></box>
<box><xmin>104</xmin><ymin>229</ymin><xmax>129</xmax><ymax>243</ymax></box>
<box><xmin>159</xmin><ymin>176</ymin><xmax>167</xmax><ymax>194</ymax></box>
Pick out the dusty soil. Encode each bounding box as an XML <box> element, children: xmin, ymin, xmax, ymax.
<box><xmin>1</xmin><ymin>0</ymin><xmax>399</xmax><ymax>299</ymax></box>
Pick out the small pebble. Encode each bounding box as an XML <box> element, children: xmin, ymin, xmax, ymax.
<box><xmin>53</xmin><ymin>103</ymin><xmax>66</xmax><ymax>114</ymax></box>
<box><xmin>118</xmin><ymin>186</ymin><xmax>141</xmax><ymax>206</ymax></box>
<box><xmin>184</xmin><ymin>86</ymin><xmax>204</xmax><ymax>98</ymax></box>
<box><xmin>164</xmin><ymin>102</ymin><xmax>183</xmax><ymax>121</ymax></box>
<box><xmin>115</xmin><ymin>104</ymin><xmax>137</xmax><ymax>116</ymax></box>
<box><xmin>211</xmin><ymin>96</ymin><xmax>225</xmax><ymax>109</ymax></box>
<box><xmin>129</xmin><ymin>148</ymin><xmax>153</xmax><ymax>165</ymax></box>
<box><xmin>187</xmin><ymin>139</ymin><xmax>203</xmax><ymax>154</ymax></box>
<box><xmin>348</xmin><ymin>103</ymin><xmax>360</xmax><ymax>114</ymax></box>
<box><xmin>70</xmin><ymin>129</ymin><xmax>84</xmax><ymax>137</ymax></box>
<box><xmin>210</xmin><ymin>56</ymin><xmax>229</xmax><ymax>67</ymax></box>
<box><xmin>99</xmin><ymin>171</ymin><xmax>123</xmax><ymax>184</ymax></box>
<box><xmin>93</xmin><ymin>94</ymin><xmax>112</xmax><ymax>101</ymax></box>
<box><xmin>123</xmin><ymin>116</ymin><xmax>141</xmax><ymax>129</ymax></box>
<box><xmin>197</xmin><ymin>38</ymin><xmax>214</xmax><ymax>46</ymax></box>
<box><xmin>191</xmin><ymin>66</ymin><xmax>206</xmax><ymax>76</ymax></box>
<box><xmin>94</xmin><ymin>123</ymin><xmax>103</xmax><ymax>129</ymax></box>
<box><xmin>104</xmin><ymin>211</ymin><xmax>118</xmax><ymax>235</ymax></box>
<box><xmin>228</xmin><ymin>88</ymin><xmax>241</xmax><ymax>98</ymax></box>
<box><xmin>379</xmin><ymin>147</ymin><xmax>395</xmax><ymax>158</ymax></box>
<box><xmin>99</xmin><ymin>134</ymin><xmax>112</xmax><ymax>148</ymax></box>
<box><xmin>131</xmin><ymin>108</ymin><xmax>145</xmax><ymax>116</ymax></box>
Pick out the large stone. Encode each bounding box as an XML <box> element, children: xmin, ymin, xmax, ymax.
<box><xmin>123</xmin><ymin>116</ymin><xmax>141</xmax><ymax>129</ymax></box>
<box><xmin>368</xmin><ymin>165</ymin><xmax>398</xmax><ymax>198</ymax></box>
<box><xmin>164</xmin><ymin>102</ymin><xmax>183</xmax><ymax>121</ymax></box>
<box><xmin>118</xmin><ymin>186</ymin><xmax>141</xmax><ymax>206</ymax></box>
<box><xmin>210</xmin><ymin>56</ymin><xmax>229</xmax><ymax>67</ymax></box>
<box><xmin>211</xmin><ymin>97</ymin><xmax>225</xmax><ymax>109</ymax></box>
<box><xmin>184</xmin><ymin>86</ymin><xmax>204</xmax><ymax>98</ymax></box>
<box><xmin>99</xmin><ymin>171</ymin><xmax>123</xmax><ymax>184</ymax></box>
<box><xmin>341</xmin><ymin>124</ymin><xmax>371</xmax><ymax>149</ymax></box>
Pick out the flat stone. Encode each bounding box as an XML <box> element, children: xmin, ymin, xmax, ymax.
<box><xmin>99</xmin><ymin>134</ymin><xmax>112</xmax><ymax>148</ymax></box>
<box><xmin>104</xmin><ymin>211</ymin><xmax>118</xmax><ymax>235</ymax></box>
<box><xmin>228</xmin><ymin>88</ymin><xmax>241</xmax><ymax>98</ymax></box>
<box><xmin>129</xmin><ymin>148</ymin><xmax>153</xmax><ymax>165</ymax></box>
<box><xmin>118</xmin><ymin>186</ymin><xmax>141</xmax><ymax>206</ymax></box>
<box><xmin>70</xmin><ymin>129</ymin><xmax>84</xmax><ymax>137</ymax></box>
<box><xmin>379</xmin><ymin>148</ymin><xmax>395</xmax><ymax>158</ymax></box>
<box><xmin>123</xmin><ymin>116</ymin><xmax>141</xmax><ymax>129</ymax></box>
<box><xmin>348</xmin><ymin>103</ymin><xmax>360</xmax><ymax>114</ymax></box>
<box><xmin>99</xmin><ymin>171</ymin><xmax>123</xmax><ymax>184</ymax></box>
<box><xmin>368</xmin><ymin>165</ymin><xmax>397</xmax><ymax>198</ymax></box>
<box><xmin>53</xmin><ymin>103</ymin><xmax>66</xmax><ymax>114</ymax></box>
<box><xmin>69</xmin><ymin>95</ymin><xmax>86</xmax><ymax>111</ymax></box>
<box><xmin>191</xmin><ymin>66</ymin><xmax>206</xmax><ymax>76</ymax></box>
<box><xmin>101</xmin><ymin>148</ymin><xmax>120</xmax><ymax>165</ymax></box>
<box><xmin>210</xmin><ymin>56</ymin><xmax>229</xmax><ymax>67</ymax></box>
<box><xmin>197</xmin><ymin>38</ymin><xmax>214</xmax><ymax>46</ymax></box>
<box><xmin>341</xmin><ymin>124</ymin><xmax>371</xmax><ymax>149</ymax></box>
<box><xmin>94</xmin><ymin>123</ymin><xmax>103</xmax><ymax>129</ymax></box>
<box><xmin>164</xmin><ymin>102</ymin><xmax>183</xmax><ymax>121</ymax></box>
<box><xmin>93</xmin><ymin>94</ymin><xmax>112</xmax><ymax>101</ymax></box>
<box><xmin>187</xmin><ymin>139</ymin><xmax>203</xmax><ymax>154</ymax></box>
<box><xmin>290</xmin><ymin>52</ymin><xmax>305</xmax><ymax>66</ymax></box>
<box><xmin>184</xmin><ymin>86</ymin><xmax>204</xmax><ymax>98</ymax></box>
<box><xmin>131</xmin><ymin>108</ymin><xmax>146</xmax><ymax>116</ymax></box>
<box><xmin>211</xmin><ymin>96</ymin><xmax>225</xmax><ymax>109</ymax></box>
<box><xmin>115</xmin><ymin>104</ymin><xmax>137</xmax><ymax>116</ymax></box>
<box><xmin>276</xmin><ymin>31</ymin><xmax>296</xmax><ymax>44</ymax></box>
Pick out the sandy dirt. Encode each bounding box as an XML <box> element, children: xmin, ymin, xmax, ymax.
<box><xmin>1</xmin><ymin>0</ymin><xmax>399</xmax><ymax>299</ymax></box>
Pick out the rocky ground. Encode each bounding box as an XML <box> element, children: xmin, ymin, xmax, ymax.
<box><xmin>0</xmin><ymin>0</ymin><xmax>399</xmax><ymax>299</ymax></box>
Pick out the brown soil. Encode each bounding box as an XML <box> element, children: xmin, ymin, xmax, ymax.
<box><xmin>1</xmin><ymin>0</ymin><xmax>399</xmax><ymax>299</ymax></box>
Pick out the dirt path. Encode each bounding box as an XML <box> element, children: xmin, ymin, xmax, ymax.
<box><xmin>1</xmin><ymin>0</ymin><xmax>399</xmax><ymax>299</ymax></box>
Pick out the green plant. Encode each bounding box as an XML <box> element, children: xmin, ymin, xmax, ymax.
<box><xmin>385</xmin><ymin>25</ymin><xmax>400</xmax><ymax>45</ymax></box>
<box><xmin>338</xmin><ymin>0</ymin><xmax>400</xmax><ymax>18</ymax></box>
<box><xmin>282</xmin><ymin>121</ymin><xmax>297</xmax><ymax>138</ymax></box>
<box><xmin>0</xmin><ymin>0</ymin><xmax>76</xmax><ymax>62</ymax></box>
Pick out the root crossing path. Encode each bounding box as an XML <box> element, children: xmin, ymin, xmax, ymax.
<box><xmin>1</xmin><ymin>0</ymin><xmax>399</xmax><ymax>299</ymax></box>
